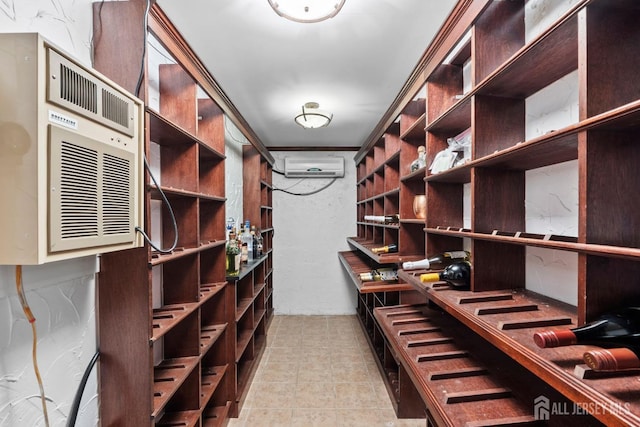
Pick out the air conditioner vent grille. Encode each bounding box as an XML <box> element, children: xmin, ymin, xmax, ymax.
<box><xmin>49</xmin><ymin>126</ymin><xmax>135</xmax><ymax>253</ymax></box>
<box><xmin>102</xmin><ymin>89</ymin><xmax>130</xmax><ymax>129</ymax></box>
<box><xmin>47</xmin><ymin>48</ymin><xmax>136</xmax><ymax>137</ymax></box>
<box><xmin>59</xmin><ymin>141</ymin><xmax>99</xmax><ymax>239</ymax></box>
<box><xmin>59</xmin><ymin>63</ymin><xmax>98</xmax><ymax>115</ymax></box>
<box><xmin>103</xmin><ymin>153</ymin><xmax>132</xmax><ymax>235</ymax></box>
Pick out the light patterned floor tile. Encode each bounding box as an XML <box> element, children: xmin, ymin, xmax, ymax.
<box><xmin>230</xmin><ymin>315</ymin><xmax>427</xmax><ymax>426</ymax></box>
<box><xmin>291</xmin><ymin>408</ymin><xmax>339</xmax><ymax>427</ymax></box>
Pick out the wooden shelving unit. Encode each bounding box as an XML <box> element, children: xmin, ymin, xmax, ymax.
<box><xmin>243</xmin><ymin>145</ymin><xmax>275</xmax><ymax>322</ymax></box>
<box><xmin>227</xmin><ymin>255</ymin><xmax>270</xmax><ymax>416</ymax></box>
<box><xmin>92</xmin><ymin>3</ymin><xmax>273</xmax><ymax>425</ymax></box>
<box><xmin>338</xmin><ymin>250</ymin><xmax>425</xmax><ymax>418</ymax></box>
<box><xmin>347</xmin><ymin>0</ymin><xmax>640</xmax><ymax>425</ymax></box>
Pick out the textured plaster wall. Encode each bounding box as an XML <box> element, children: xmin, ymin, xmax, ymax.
<box><xmin>0</xmin><ymin>1</ymin><xmax>108</xmax><ymax>425</ymax></box>
<box><xmin>523</xmin><ymin>3</ymin><xmax>580</xmax><ymax>306</ymax></box>
<box><xmin>224</xmin><ymin>119</ymin><xmax>247</xmax><ymax>229</ymax></box>
<box><xmin>271</xmin><ymin>151</ymin><xmax>357</xmax><ymax>315</ymax></box>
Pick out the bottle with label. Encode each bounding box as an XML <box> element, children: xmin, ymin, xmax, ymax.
<box><xmin>256</xmin><ymin>231</ymin><xmax>264</xmax><ymax>256</ymax></box>
<box><xmin>242</xmin><ymin>220</ymin><xmax>252</xmax><ymax>261</ymax></box>
<box><xmin>420</xmin><ymin>261</ymin><xmax>471</xmax><ymax>289</ymax></box>
<box><xmin>226</xmin><ymin>232</ymin><xmax>240</xmax><ymax>276</ymax></box>
<box><xmin>583</xmin><ymin>344</ymin><xmax>640</xmax><ymax>372</ymax></box>
<box><xmin>410</xmin><ymin>145</ymin><xmax>426</xmax><ymax>172</ymax></box>
<box><xmin>250</xmin><ymin>226</ymin><xmax>258</xmax><ymax>260</ymax></box>
<box><xmin>364</xmin><ymin>214</ymin><xmax>400</xmax><ymax>224</ymax></box>
<box><xmin>359</xmin><ymin>268</ymin><xmax>398</xmax><ymax>282</ymax></box>
<box><xmin>371</xmin><ymin>243</ymin><xmax>398</xmax><ymax>254</ymax></box>
<box><xmin>533</xmin><ymin>307</ymin><xmax>640</xmax><ymax>349</ymax></box>
<box><xmin>402</xmin><ymin>251</ymin><xmax>470</xmax><ymax>270</ymax></box>
<box><xmin>226</xmin><ymin>217</ymin><xmax>235</xmax><ymax>240</ymax></box>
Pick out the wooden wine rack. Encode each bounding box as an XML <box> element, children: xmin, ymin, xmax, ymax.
<box><xmin>374</xmin><ymin>303</ymin><xmax>577</xmax><ymax>426</ymax></box>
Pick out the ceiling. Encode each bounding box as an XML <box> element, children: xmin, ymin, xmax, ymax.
<box><xmin>155</xmin><ymin>0</ymin><xmax>457</xmax><ymax>150</ymax></box>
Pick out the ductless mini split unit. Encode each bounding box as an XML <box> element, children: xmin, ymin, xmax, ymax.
<box><xmin>283</xmin><ymin>157</ymin><xmax>345</xmax><ymax>178</ymax></box>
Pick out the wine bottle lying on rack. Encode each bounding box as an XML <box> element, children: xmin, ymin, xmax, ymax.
<box><xmin>533</xmin><ymin>307</ymin><xmax>640</xmax><ymax>348</ymax></box>
<box><xmin>371</xmin><ymin>243</ymin><xmax>398</xmax><ymax>254</ymax></box>
<box><xmin>402</xmin><ymin>250</ymin><xmax>470</xmax><ymax>270</ymax></box>
<box><xmin>364</xmin><ymin>214</ymin><xmax>399</xmax><ymax>224</ymax></box>
<box><xmin>583</xmin><ymin>345</ymin><xmax>640</xmax><ymax>372</ymax></box>
<box><xmin>359</xmin><ymin>268</ymin><xmax>398</xmax><ymax>282</ymax></box>
<box><xmin>419</xmin><ymin>261</ymin><xmax>471</xmax><ymax>289</ymax></box>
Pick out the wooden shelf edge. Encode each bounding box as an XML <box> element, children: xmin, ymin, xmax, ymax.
<box><xmin>156</xmin><ymin>409</ymin><xmax>201</xmax><ymax>427</ymax></box>
<box><xmin>338</xmin><ymin>250</ymin><xmax>408</xmax><ymax>292</ymax></box>
<box><xmin>400</xmin><ymin>112</ymin><xmax>427</xmax><ymax>141</ymax></box>
<box><xmin>356</xmin><ymin>221</ymin><xmax>401</xmax><ymax>230</ymax></box>
<box><xmin>426</xmin><ymin>97</ymin><xmax>640</xmax><ymax>183</ymax></box>
<box><xmin>151</xmin><ymin>302</ymin><xmax>200</xmax><ymax>343</ymax></box>
<box><xmin>426</xmin><ymin>227</ymin><xmax>640</xmax><ymax>262</ymax></box>
<box><xmin>148</xmin><ymin>108</ymin><xmax>225</xmax><ymax>159</ymax></box>
<box><xmin>346</xmin><ymin>237</ymin><xmax>404</xmax><ymax>264</ymax></box>
<box><xmin>235</xmin><ymin>330</ymin><xmax>253</xmax><ymax>362</ymax></box>
<box><xmin>150</xmin><ymin>240</ymin><xmax>226</xmax><ymax>266</ymax></box>
<box><xmin>227</xmin><ymin>254</ymin><xmax>268</xmax><ymax>281</ymax></box>
<box><xmin>400</xmin><ymin>167</ymin><xmax>427</xmax><ymax>182</ymax></box>
<box><xmin>235</xmin><ymin>298</ymin><xmax>253</xmax><ymax>322</ymax></box>
<box><xmin>200</xmin><ymin>364</ymin><xmax>229</xmax><ymax>407</ymax></box>
<box><xmin>199</xmin><ymin>282</ymin><xmax>226</xmax><ymax>303</ymax></box>
<box><xmin>358</xmin><ymin>187</ymin><xmax>401</xmax><ymax>204</ymax></box>
<box><xmin>200</xmin><ymin>323</ymin><xmax>227</xmax><ymax>356</ymax></box>
<box><xmin>152</xmin><ymin>356</ymin><xmax>200</xmax><ymax>419</ymax></box>
<box><xmin>202</xmin><ymin>401</ymin><xmax>232</xmax><ymax>427</ymax></box>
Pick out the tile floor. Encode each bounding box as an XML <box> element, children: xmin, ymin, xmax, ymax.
<box><xmin>227</xmin><ymin>315</ymin><xmax>425</xmax><ymax>427</ymax></box>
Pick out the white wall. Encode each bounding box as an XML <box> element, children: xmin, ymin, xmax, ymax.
<box><xmin>271</xmin><ymin>151</ymin><xmax>357</xmax><ymax>315</ymax></box>
<box><xmin>224</xmin><ymin>119</ymin><xmax>248</xmax><ymax>229</ymax></box>
<box><xmin>0</xmin><ymin>2</ymin><xmax>99</xmax><ymax>426</ymax></box>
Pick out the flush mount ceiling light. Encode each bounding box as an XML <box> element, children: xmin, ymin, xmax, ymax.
<box><xmin>295</xmin><ymin>102</ymin><xmax>333</xmax><ymax>129</ymax></box>
<box><xmin>268</xmin><ymin>0</ymin><xmax>346</xmax><ymax>23</ymax></box>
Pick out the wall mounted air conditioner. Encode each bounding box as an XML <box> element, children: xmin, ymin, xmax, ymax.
<box><xmin>0</xmin><ymin>33</ymin><xmax>144</xmax><ymax>265</ymax></box>
<box><xmin>284</xmin><ymin>156</ymin><xmax>345</xmax><ymax>178</ymax></box>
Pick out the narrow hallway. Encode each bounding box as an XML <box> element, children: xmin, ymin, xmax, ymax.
<box><xmin>228</xmin><ymin>315</ymin><xmax>425</xmax><ymax>426</ymax></box>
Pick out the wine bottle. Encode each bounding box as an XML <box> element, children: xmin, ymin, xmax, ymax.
<box><xmin>241</xmin><ymin>220</ymin><xmax>252</xmax><ymax>261</ymax></box>
<box><xmin>419</xmin><ymin>261</ymin><xmax>471</xmax><ymax>289</ymax></box>
<box><xmin>359</xmin><ymin>268</ymin><xmax>398</xmax><ymax>282</ymax></box>
<box><xmin>371</xmin><ymin>243</ymin><xmax>398</xmax><ymax>254</ymax></box>
<box><xmin>533</xmin><ymin>307</ymin><xmax>640</xmax><ymax>349</ymax></box>
<box><xmin>250</xmin><ymin>226</ymin><xmax>258</xmax><ymax>260</ymax></box>
<box><xmin>402</xmin><ymin>250</ymin><xmax>470</xmax><ymax>271</ymax></box>
<box><xmin>225</xmin><ymin>234</ymin><xmax>240</xmax><ymax>276</ymax></box>
<box><xmin>364</xmin><ymin>214</ymin><xmax>400</xmax><ymax>224</ymax></box>
<box><xmin>583</xmin><ymin>345</ymin><xmax>640</xmax><ymax>372</ymax></box>
<box><xmin>256</xmin><ymin>231</ymin><xmax>264</xmax><ymax>257</ymax></box>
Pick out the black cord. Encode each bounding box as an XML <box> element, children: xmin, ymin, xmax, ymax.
<box><xmin>135</xmin><ymin>0</ymin><xmax>151</xmax><ymax>98</ymax></box>
<box><xmin>273</xmin><ymin>178</ymin><xmax>337</xmax><ymax>196</ymax></box>
<box><xmin>272</xmin><ymin>168</ymin><xmax>285</xmax><ymax>175</ymax></box>
<box><xmin>66</xmin><ymin>351</ymin><xmax>99</xmax><ymax>427</ymax></box>
<box><xmin>136</xmin><ymin>155</ymin><xmax>179</xmax><ymax>253</ymax></box>
<box><xmin>129</xmin><ymin>0</ymin><xmax>178</xmax><ymax>253</ymax></box>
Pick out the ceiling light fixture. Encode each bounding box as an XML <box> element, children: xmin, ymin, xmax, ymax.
<box><xmin>295</xmin><ymin>102</ymin><xmax>333</xmax><ymax>129</ymax></box>
<box><xmin>268</xmin><ymin>0</ymin><xmax>346</xmax><ymax>23</ymax></box>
